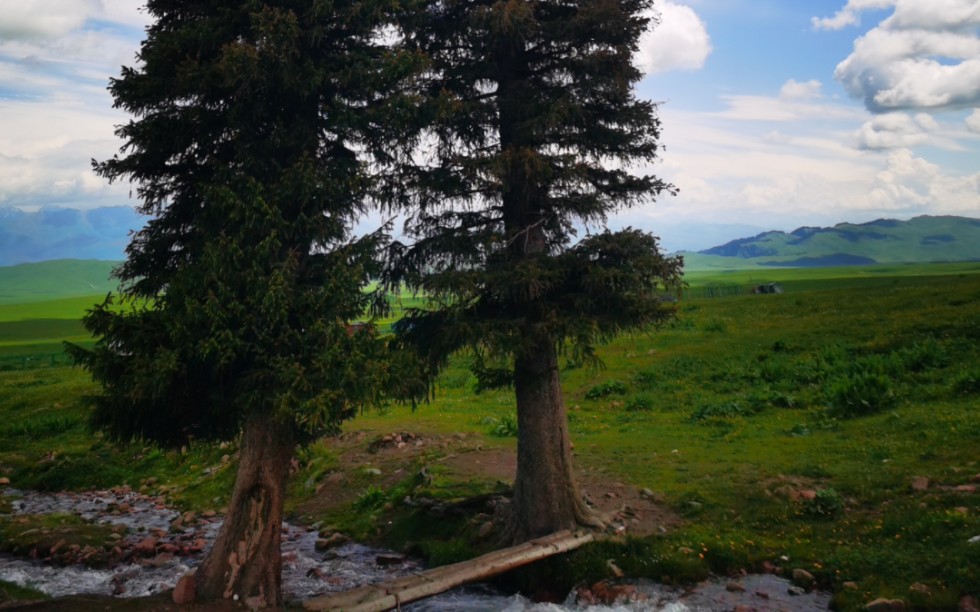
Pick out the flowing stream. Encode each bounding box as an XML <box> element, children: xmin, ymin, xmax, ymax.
<box><xmin>1</xmin><ymin>489</ymin><xmax>830</xmax><ymax>610</ymax></box>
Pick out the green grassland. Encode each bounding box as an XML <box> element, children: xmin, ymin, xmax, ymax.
<box><xmin>1</xmin><ymin>263</ymin><xmax>979</xmax><ymax>609</ymax></box>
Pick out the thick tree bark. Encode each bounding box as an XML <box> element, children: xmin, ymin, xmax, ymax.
<box><xmin>505</xmin><ymin>335</ymin><xmax>603</xmax><ymax>543</ymax></box>
<box><xmin>195</xmin><ymin>411</ymin><xmax>295</xmax><ymax>607</ymax></box>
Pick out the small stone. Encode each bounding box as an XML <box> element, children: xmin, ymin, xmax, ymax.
<box><xmin>0</xmin><ymin>477</ymin><xmax>10</xmax><ymax>486</ymax></box>
<box><xmin>910</xmin><ymin>476</ymin><xmax>930</xmax><ymax>492</ymax></box>
<box><xmin>133</xmin><ymin>536</ymin><xmax>159</xmax><ymax>556</ymax></box>
<box><xmin>787</xmin><ymin>586</ymin><xmax>806</xmax><ymax>596</ymax></box>
<box><xmin>954</xmin><ymin>507</ymin><xmax>969</xmax><ymax>516</ymax></box>
<box><xmin>365</xmin><ymin>467</ymin><xmax>382</xmax><ymax>476</ymax></box>
<box><xmin>172</xmin><ymin>571</ymin><xmax>196</xmax><ymax>605</ymax></box>
<box><xmin>955</xmin><ymin>484</ymin><xmax>977</xmax><ymax>493</ymax></box>
<box><xmin>865</xmin><ymin>598</ymin><xmax>906</xmax><ymax>611</ymax></box>
<box><xmin>755</xmin><ymin>590</ymin><xmax>770</xmax><ymax>599</ymax></box>
<box><xmin>315</xmin><ymin>532</ymin><xmax>349</xmax><ymax>551</ymax></box>
<box><xmin>959</xmin><ymin>595</ymin><xmax>979</xmax><ymax>612</ymax></box>
<box><xmin>477</xmin><ymin>521</ymin><xmax>494</xmax><ymax>539</ymax></box>
<box><xmin>607</xmin><ymin>560</ymin><xmax>624</xmax><ymax>578</ymax></box>
<box><xmin>843</xmin><ymin>582</ymin><xmax>859</xmax><ymax>591</ymax></box>
<box><xmin>968</xmin><ymin>535</ymin><xmax>980</xmax><ymax>545</ymax></box>
<box><xmin>798</xmin><ymin>490</ymin><xmax>817</xmax><ymax>501</ymax></box>
<box><xmin>375</xmin><ymin>554</ymin><xmax>405</xmax><ymax>566</ymax></box>
<box><xmin>792</xmin><ymin>568</ymin><xmax>815</xmax><ymax>587</ymax></box>
<box><xmin>726</xmin><ymin>581</ymin><xmax>746</xmax><ymax>593</ymax></box>
<box><xmin>908</xmin><ymin>583</ymin><xmax>930</xmax><ymax>596</ymax></box>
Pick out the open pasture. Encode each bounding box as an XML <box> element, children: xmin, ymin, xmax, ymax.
<box><xmin>1</xmin><ymin>263</ymin><xmax>978</xmax><ymax>609</ymax></box>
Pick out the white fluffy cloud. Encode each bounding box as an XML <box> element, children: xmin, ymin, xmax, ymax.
<box><xmin>855</xmin><ymin>112</ymin><xmax>938</xmax><ymax>149</ymax></box>
<box><xmin>816</xmin><ymin>0</ymin><xmax>980</xmax><ymax>113</ymax></box>
<box><xmin>635</xmin><ymin>2</ymin><xmax>712</xmax><ymax>75</ymax></box>
<box><xmin>869</xmin><ymin>148</ymin><xmax>980</xmax><ymax>213</ymax></box>
<box><xmin>967</xmin><ymin>109</ymin><xmax>980</xmax><ymax>133</ymax></box>
<box><xmin>0</xmin><ymin>1</ymin><xmax>100</xmax><ymax>40</ymax></box>
<box><xmin>780</xmin><ymin>79</ymin><xmax>823</xmax><ymax>101</ymax></box>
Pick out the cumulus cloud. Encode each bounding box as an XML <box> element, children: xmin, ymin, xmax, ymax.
<box><xmin>0</xmin><ymin>0</ymin><xmax>100</xmax><ymax>40</ymax></box>
<box><xmin>967</xmin><ymin>109</ymin><xmax>980</xmax><ymax>133</ymax></box>
<box><xmin>635</xmin><ymin>1</ymin><xmax>712</xmax><ymax>75</ymax></box>
<box><xmin>817</xmin><ymin>0</ymin><xmax>980</xmax><ymax>113</ymax></box>
<box><xmin>869</xmin><ymin>148</ymin><xmax>980</xmax><ymax>213</ymax></box>
<box><xmin>780</xmin><ymin>79</ymin><xmax>823</xmax><ymax>101</ymax></box>
<box><xmin>854</xmin><ymin>112</ymin><xmax>941</xmax><ymax>149</ymax></box>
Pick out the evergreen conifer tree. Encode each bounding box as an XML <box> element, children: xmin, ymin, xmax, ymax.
<box><xmin>68</xmin><ymin>0</ymin><xmax>416</xmax><ymax>604</ymax></box>
<box><xmin>384</xmin><ymin>0</ymin><xmax>684</xmax><ymax>542</ymax></box>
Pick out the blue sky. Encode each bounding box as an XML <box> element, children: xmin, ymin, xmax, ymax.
<box><xmin>1</xmin><ymin>0</ymin><xmax>978</xmax><ymax>252</ymax></box>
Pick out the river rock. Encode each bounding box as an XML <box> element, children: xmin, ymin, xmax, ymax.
<box><xmin>726</xmin><ymin>581</ymin><xmax>746</xmax><ymax>592</ymax></box>
<box><xmin>0</xmin><ymin>477</ymin><xmax>10</xmax><ymax>486</ymax></box>
<box><xmin>865</xmin><ymin>597</ymin><xmax>906</xmax><ymax>611</ymax></box>
<box><xmin>315</xmin><ymin>532</ymin><xmax>349</xmax><ymax>551</ymax></box>
<box><xmin>133</xmin><ymin>536</ymin><xmax>159</xmax><ymax>556</ymax></box>
<box><xmin>792</xmin><ymin>568</ymin><xmax>815</xmax><ymax>588</ymax></box>
<box><xmin>172</xmin><ymin>571</ymin><xmax>196</xmax><ymax>605</ymax></box>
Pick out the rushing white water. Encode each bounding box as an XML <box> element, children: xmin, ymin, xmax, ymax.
<box><xmin>1</xmin><ymin>489</ymin><xmax>830</xmax><ymax>610</ymax></box>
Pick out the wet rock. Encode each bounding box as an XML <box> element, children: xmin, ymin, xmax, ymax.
<box><xmin>865</xmin><ymin>597</ymin><xmax>906</xmax><ymax>611</ymax></box>
<box><xmin>792</xmin><ymin>568</ymin><xmax>815</xmax><ymax>588</ymax></box>
<box><xmin>0</xmin><ymin>477</ymin><xmax>10</xmax><ymax>486</ymax></box>
<box><xmin>172</xmin><ymin>571</ymin><xmax>196</xmax><ymax>605</ymax></box>
<box><xmin>133</xmin><ymin>536</ymin><xmax>159</xmax><ymax>556</ymax></box>
<box><xmin>787</xmin><ymin>586</ymin><xmax>806</xmax><ymax>596</ymax></box>
<box><xmin>315</xmin><ymin>532</ymin><xmax>349</xmax><ymax>551</ymax></box>
<box><xmin>376</xmin><ymin>553</ymin><xmax>405</xmax><ymax>566</ymax></box>
<box><xmin>725</xmin><ymin>581</ymin><xmax>745</xmax><ymax>593</ymax></box>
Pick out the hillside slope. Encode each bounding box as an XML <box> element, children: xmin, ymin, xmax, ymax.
<box><xmin>0</xmin><ymin>206</ymin><xmax>141</xmax><ymax>266</ymax></box>
<box><xmin>682</xmin><ymin>215</ymin><xmax>980</xmax><ymax>270</ymax></box>
<box><xmin>0</xmin><ymin>260</ymin><xmax>119</xmax><ymax>304</ymax></box>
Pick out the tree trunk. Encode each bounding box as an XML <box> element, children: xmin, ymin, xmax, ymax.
<box><xmin>505</xmin><ymin>336</ymin><xmax>603</xmax><ymax>543</ymax></box>
<box><xmin>195</xmin><ymin>411</ymin><xmax>295</xmax><ymax>607</ymax></box>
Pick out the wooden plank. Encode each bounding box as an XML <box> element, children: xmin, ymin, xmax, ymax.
<box><xmin>303</xmin><ymin>530</ymin><xmax>594</xmax><ymax>612</ymax></box>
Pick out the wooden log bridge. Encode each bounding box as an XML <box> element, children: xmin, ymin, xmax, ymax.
<box><xmin>303</xmin><ymin>530</ymin><xmax>594</xmax><ymax>611</ymax></box>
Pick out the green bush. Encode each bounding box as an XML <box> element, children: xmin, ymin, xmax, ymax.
<box><xmin>585</xmin><ymin>380</ymin><xmax>628</xmax><ymax>400</ymax></box>
<box><xmin>826</xmin><ymin>372</ymin><xmax>896</xmax><ymax>417</ymax></box>
<box><xmin>483</xmin><ymin>414</ymin><xmax>518</xmax><ymax>437</ymax></box>
<box><xmin>689</xmin><ymin>401</ymin><xmax>757</xmax><ymax>422</ymax></box>
<box><xmin>951</xmin><ymin>370</ymin><xmax>980</xmax><ymax>395</ymax></box>
<box><xmin>624</xmin><ymin>393</ymin><xmax>655</xmax><ymax>412</ymax></box>
<box><xmin>802</xmin><ymin>488</ymin><xmax>844</xmax><ymax>518</ymax></box>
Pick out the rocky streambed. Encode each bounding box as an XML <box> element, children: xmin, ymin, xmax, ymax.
<box><xmin>1</xmin><ymin>488</ymin><xmax>832</xmax><ymax>610</ymax></box>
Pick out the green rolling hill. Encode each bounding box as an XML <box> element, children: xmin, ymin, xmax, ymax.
<box><xmin>681</xmin><ymin>215</ymin><xmax>980</xmax><ymax>271</ymax></box>
<box><xmin>0</xmin><ymin>259</ymin><xmax>120</xmax><ymax>305</ymax></box>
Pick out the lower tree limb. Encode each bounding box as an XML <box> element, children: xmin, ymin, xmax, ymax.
<box><xmin>505</xmin><ymin>337</ymin><xmax>603</xmax><ymax>544</ymax></box>
<box><xmin>195</xmin><ymin>411</ymin><xmax>295</xmax><ymax>607</ymax></box>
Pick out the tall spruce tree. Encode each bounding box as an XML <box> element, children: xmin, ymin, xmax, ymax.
<box><xmin>384</xmin><ymin>0</ymin><xmax>684</xmax><ymax>542</ymax></box>
<box><xmin>68</xmin><ymin>0</ymin><xmax>416</xmax><ymax>604</ymax></box>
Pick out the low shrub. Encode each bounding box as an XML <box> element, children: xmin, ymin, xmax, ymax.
<box><xmin>826</xmin><ymin>371</ymin><xmax>896</xmax><ymax>417</ymax></box>
<box><xmin>585</xmin><ymin>380</ymin><xmax>628</xmax><ymax>400</ymax></box>
<box><xmin>624</xmin><ymin>393</ymin><xmax>655</xmax><ymax>412</ymax></box>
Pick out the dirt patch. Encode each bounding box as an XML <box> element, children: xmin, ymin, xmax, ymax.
<box><xmin>295</xmin><ymin>430</ymin><xmax>681</xmax><ymax>538</ymax></box>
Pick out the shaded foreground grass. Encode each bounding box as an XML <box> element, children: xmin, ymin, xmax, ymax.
<box><xmin>1</xmin><ymin>264</ymin><xmax>978</xmax><ymax>609</ymax></box>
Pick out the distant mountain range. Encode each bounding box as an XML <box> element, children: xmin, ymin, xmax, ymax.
<box><xmin>0</xmin><ymin>206</ymin><xmax>141</xmax><ymax>266</ymax></box>
<box><xmin>681</xmin><ymin>215</ymin><xmax>980</xmax><ymax>270</ymax></box>
<box><xmin>2</xmin><ymin>206</ymin><xmax>979</xmax><ymax>275</ymax></box>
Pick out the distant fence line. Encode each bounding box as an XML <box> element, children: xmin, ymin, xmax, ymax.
<box><xmin>0</xmin><ymin>352</ymin><xmax>73</xmax><ymax>371</ymax></box>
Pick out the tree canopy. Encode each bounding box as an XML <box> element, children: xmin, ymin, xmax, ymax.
<box><xmin>383</xmin><ymin>0</ymin><xmax>684</xmax><ymax>540</ymax></box>
<box><xmin>67</xmin><ymin>0</ymin><xmax>420</xmax><ymax>604</ymax></box>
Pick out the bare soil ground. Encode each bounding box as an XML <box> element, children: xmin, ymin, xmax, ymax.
<box><xmin>295</xmin><ymin>429</ymin><xmax>681</xmax><ymax>538</ymax></box>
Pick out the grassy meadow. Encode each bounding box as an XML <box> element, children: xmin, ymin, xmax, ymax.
<box><xmin>1</xmin><ymin>262</ymin><xmax>978</xmax><ymax>609</ymax></box>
